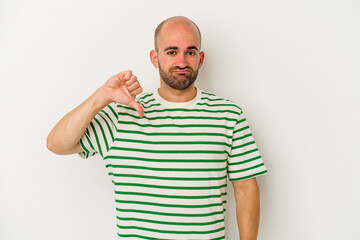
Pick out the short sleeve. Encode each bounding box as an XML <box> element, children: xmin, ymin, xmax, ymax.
<box><xmin>227</xmin><ymin>111</ymin><xmax>268</xmax><ymax>181</ymax></box>
<box><xmin>78</xmin><ymin>102</ymin><xmax>118</xmax><ymax>159</ymax></box>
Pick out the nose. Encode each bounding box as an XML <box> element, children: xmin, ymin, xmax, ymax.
<box><xmin>176</xmin><ymin>53</ymin><xmax>188</xmax><ymax>69</ymax></box>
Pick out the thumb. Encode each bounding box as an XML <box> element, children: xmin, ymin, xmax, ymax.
<box><xmin>128</xmin><ymin>100</ymin><xmax>144</xmax><ymax>118</ymax></box>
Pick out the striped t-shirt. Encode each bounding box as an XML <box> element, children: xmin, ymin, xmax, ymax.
<box><xmin>79</xmin><ymin>88</ymin><xmax>267</xmax><ymax>240</ymax></box>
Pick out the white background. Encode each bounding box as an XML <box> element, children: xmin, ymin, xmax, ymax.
<box><xmin>1</xmin><ymin>0</ymin><xmax>359</xmax><ymax>239</ymax></box>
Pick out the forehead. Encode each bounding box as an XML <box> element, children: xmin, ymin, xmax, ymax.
<box><xmin>157</xmin><ymin>21</ymin><xmax>201</xmax><ymax>50</ymax></box>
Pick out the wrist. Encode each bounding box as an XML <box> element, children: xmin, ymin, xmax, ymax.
<box><xmin>92</xmin><ymin>87</ymin><xmax>113</xmax><ymax>111</ymax></box>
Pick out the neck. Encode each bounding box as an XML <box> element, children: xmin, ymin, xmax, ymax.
<box><xmin>158</xmin><ymin>81</ymin><xmax>197</xmax><ymax>102</ymax></box>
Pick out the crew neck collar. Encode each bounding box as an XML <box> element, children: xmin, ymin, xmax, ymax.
<box><xmin>153</xmin><ymin>87</ymin><xmax>201</xmax><ymax>108</ymax></box>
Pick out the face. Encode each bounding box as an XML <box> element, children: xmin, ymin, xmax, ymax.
<box><xmin>151</xmin><ymin>21</ymin><xmax>205</xmax><ymax>90</ymax></box>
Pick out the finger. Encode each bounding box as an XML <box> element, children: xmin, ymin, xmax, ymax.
<box><xmin>117</xmin><ymin>71</ymin><xmax>125</xmax><ymax>79</ymax></box>
<box><xmin>123</xmin><ymin>70</ymin><xmax>132</xmax><ymax>82</ymax></box>
<box><xmin>128</xmin><ymin>101</ymin><xmax>144</xmax><ymax>118</ymax></box>
<box><xmin>125</xmin><ymin>75</ymin><xmax>137</xmax><ymax>86</ymax></box>
<box><xmin>129</xmin><ymin>86</ymin><xmax>142</xmax><ymax>97</ymax></box>
<box><xmin>127</xmin><ymin>81</ymin><xmax>140</xmax><ymax>92</ymax></box>
<box><xmin>116</xmin><ymin>70</ymin><xmax>126</xmax><ymax>80</ymax></box>
<box><xmin>115</xmin><ymin>70</ymin><xmax>132</xmax><ymax>83</ymax></box>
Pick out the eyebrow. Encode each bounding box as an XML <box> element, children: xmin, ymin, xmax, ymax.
<box><xmin>164</xmin><ymin>46</ymin><xmax>199</xmax><ymax>51</ymax></box>
<box><xmin>187</xmin><ymin>46</ymin><xmax>199</xmax><ymax>51</ymax></box>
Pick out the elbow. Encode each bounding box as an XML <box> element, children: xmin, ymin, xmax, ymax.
<box><xmin>46</xmin><ymin>135</ymin><xmax>62</xmax><ymax>155</ymax></box>
<box><xmin>46</xmin><ymin>134</ymin><xmax>80</xmax><ymax>155</ymax></box>
<box><xmin>233</xmin><ymin>178</ymin><xmax>259</xmax><ymax>196</ymax></box>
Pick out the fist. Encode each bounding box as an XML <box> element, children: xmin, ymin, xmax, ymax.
<box><xmin>102</xmin><ymin>70</ymin><xmax>144</xmax><ymax>117</ymax></box>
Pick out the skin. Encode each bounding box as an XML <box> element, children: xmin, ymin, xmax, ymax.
<box><xmin>46</xmin><ymin>16</ymin><xmax>261</xmax><ymax>240</ymax></box>
<box><xmin>150</xmin><ymin>17</ymin><xmax>204</xmax><ymax>102</ymax></box>
<box><xmin>46</xmin><ymin>70</ymin><xmax>143</xmax><ymax>155</ymax></box>
<box><xmin>233</xmin><ymin>178</ymin><xmax>261</xmax><ymax>240</ymax></box>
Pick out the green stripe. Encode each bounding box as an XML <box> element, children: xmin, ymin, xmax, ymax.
<box><xmin>233</xmin><ymin>133</ymin><xmax>253</xmax><ymax>142</ymax></box>
<box><xmin>105</xmin><ymin>155</ymin><xmax>227</xmax><ymax>163</ymax></box>
<box><xmin>114</xmin><ymin>138</ymin><xmax>231</xmax><ymax>147</ymax></box>
<box><xmin>117</xmin><ymin>129</ymin><xmax>232</xmax><ymax>139</ymax></box>
<box><xmin>93</xmin><ymin>117</ymin><xmax>109</xmax><ymax>152</ymax></box>
<box><xmin>232</xmin><ymin>141</ymin><xmax>255</xmax><ymax>150</ymax></box>
<box><xmin>109</xmin><ymin>173</ymin><xmax>227</xmax><ymax>181</ymax></box>
<box><xmin>117</xmin><ymin>111</ymin><xmax>238</xmax><ymax>122</ymax></box>
<box><xmin>116</xmin><ymin>216</ymin><xmax>224</xmax><ymax>226</ymax></box>
<box><xmin>230</xmin><ymin>170</ymin><xmax>268</xmax><ymax>181</ymax></box>
<box><xmin>230</xmin><ymin>148</ymin><xmax>258</xmax><ymax>158</ymax></box>
<box><xmin>137</xmin><ymin>92</ymin><xmax>153</xmax><ymax>100</ymax></box>
<box><xmin>228</xmin><ymin>155</ymin><xmax>262</xmax><ymax>166</ymax></box>
<box><xmin>98</xmin><ymin>113</ymin><xmax>115</xmax><ymax>141</ymax></box>
<box><xmin>117</xmin><ymin>233</ymin><xmax>225</xmax><ymax>240</ymax></box>
<box><xmin>84</xmin><ymin>129</ymin><xmax>95</xmax><ymax>152</ymax></box>
<box><xmin>107</xmin><ymin>164</ymin><xmax>227</xmax><ymax>172</ymax></box>
<box><xmin>141</xmin><ymin>98</ymin><xmax>155</xmax><ymax>105</ymax></box>
<box><xmin>100</xmin><ymin>107</ymin><xmax>117</xmax><ymax>131</ymax></box>
<box><xmin>210</xmin><ymin>236</ymin><xmax>226</xmax><ymax>240</ymax></box>
<box><xmin>113</xmin><ymin>182</ymin><xmax>227</xmax><ymax>190</ymax></box>
<box><xmin>114</xmin><ymin>191</ymin><xmax>227</xmax><ymax>199</ymax></box>
<box><xmin>115</xmin><ymin>199</ymin><xmax>226</xmax><ymax>209</ymax></box>
<box><xmin>148</xmin><ymin>108</ymin><xmax>240</xmax><ymax>115</ymax></box>
<box><xmin>79</xmin><ymin>139</ymin><xmax>89</xmax><ymax>154</ymax></box>
<box><xmin>107</xmin><ymin>104</ymin><xmax>118</xmax><ymax>122</ymax></box>
<box><xmin>201</xmin><ymin>91</ymin><xmax>216</xmax><ymax>96</ymax></box>
<box><xmin>233</xmin><ymin>125</ymin><xmax>250</xmax><ymax>134</ymax></box>
<box><xmin>117</xmin><ymin>233</ymin><xmax>172</xmax><ymax>240</ymax></box>
<box><xmin>200</xmin><ymin>97</ymin><xmax>224</xmax><ymax>101</ymax></box>
<box><xmin>142</xmin><ymin>103</ymin><xmax>161</xmax><ymax>109</ymax></box>
<box><xmin>110</xmin><ymin>146</ymin><xmax>227</xmax><ymax>154</ymax></box>
<box><xmin>228</xmin><ymin>163</ymin><xmax>265</xmax><ymax>174</ymax></box>
<box><xmin>118</xmin><ymin>104</ymin><xmax>240</xmax><ymax>115</ymax></box>
<box><xmin>116</xmin><ymin>129</ymin><xmax>231</xmax><ymax>138</ymax></box>
<box><xmin>197</xmin><ymin>102</ymin><xmax>240</xmax><ymax>109</ymax></box>
<box><xmin>118</xmin><ymin>120</ymin><xmax>234</xmax><ymax>130</ymax></box>
<box><xmin>116</xmin><ymin>224</ymin><xmax>225</xmax><ymax>235</ymax></box>
<box><xmin>235</xmin><ymin>117</ymin><xmax>246</xmax><ymax>124</ymax></box>
<box><xmin>90</xmin><ymin>122</ymin><xmax>103</xmax><ymax>157</ymax></box>
<box><xmin>79</xmin><ymin>139</ymin><xmax>89</xmax><ymax>158</ymax></box>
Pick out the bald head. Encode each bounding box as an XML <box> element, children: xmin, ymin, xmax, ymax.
<box><xmin>154</xmin><ymin>16</ymin><xmax>202</xmax><ymax>51</ymax></box>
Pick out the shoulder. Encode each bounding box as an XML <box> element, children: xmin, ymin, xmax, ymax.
<box><xmin>198</xmin><ymin>89</ymin><xmax>243</xmax><ymax>115</ymax></box>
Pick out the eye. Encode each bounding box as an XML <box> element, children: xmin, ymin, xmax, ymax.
<box><xmin>187</xmin><ymin>51</ymin><xmax>196</xmax><ymax>56</ymax></box>
<box><xmin>167</xmin><ymin>51</ymin><xmax>176</xmax><ymax>55</ymax></box>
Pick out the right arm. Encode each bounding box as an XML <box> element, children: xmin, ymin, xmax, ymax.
<box><xmin>46</xmin><ymin>70</ymin><xmax>143</xmax><ymax>155</ymax></box>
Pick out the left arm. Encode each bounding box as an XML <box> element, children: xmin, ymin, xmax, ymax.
<box><xmin>232</xmin><ymin>177</ymin><xmax>260</xmax><ymax>240</ymax></box>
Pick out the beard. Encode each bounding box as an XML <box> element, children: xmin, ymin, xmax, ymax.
<box><xmin>159</xmin><ymin>63</ymin><xmax>199</xmax><ymax>90</ymax></box>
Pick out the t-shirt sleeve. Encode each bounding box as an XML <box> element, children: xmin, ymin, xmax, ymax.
<box><xmin>78</xmin><ymin>102</ymin><xmax>118</xmax><ymax>159</ymax></box>
<box><xmin>227</xmin><ymin>111</ymin><xmax>268</xmax><ymax>181</ymax></box>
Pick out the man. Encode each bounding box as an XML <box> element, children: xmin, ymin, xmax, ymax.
<box><xmin>47</xmin><ymin>16</ymin><xmax>267</xmax><ymax>240</ymax></box>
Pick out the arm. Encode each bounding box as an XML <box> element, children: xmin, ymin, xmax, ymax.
<box><xmin>46</xmin><ymin>70</ymin><xmax>143</xmax><ymax>155</ymax></box>
<box><xmin>232</xmin><ymin>177</ymin><xmax>260</xmax><ymax>240</ymax></box>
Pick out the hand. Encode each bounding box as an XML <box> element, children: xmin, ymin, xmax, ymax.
<box><xmin>102</xmin><ymin>70</ymin><xmax>144</xmax><ymax>117</ymax></box>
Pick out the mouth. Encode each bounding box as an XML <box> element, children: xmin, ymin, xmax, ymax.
<box><xmin>173</xmin><ymin>70</ymin><xmax>191</xmax><ymax>74</ymax></box>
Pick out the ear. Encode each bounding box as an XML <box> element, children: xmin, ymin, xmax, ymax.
<box><xmin>198</xmin><ymin>51</ymin><xmax>205</xmax><ymax>69</ymax></box>
<box><xmin>150</xmin><ymin>50</ymin><xmax>159</xmax><ymax>68</ymax></box>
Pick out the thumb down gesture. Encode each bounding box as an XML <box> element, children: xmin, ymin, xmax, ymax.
<box><xmin>102</xmin><ymin>70</ymin><xmax>144</xmax><ymax>118</ymax></box>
